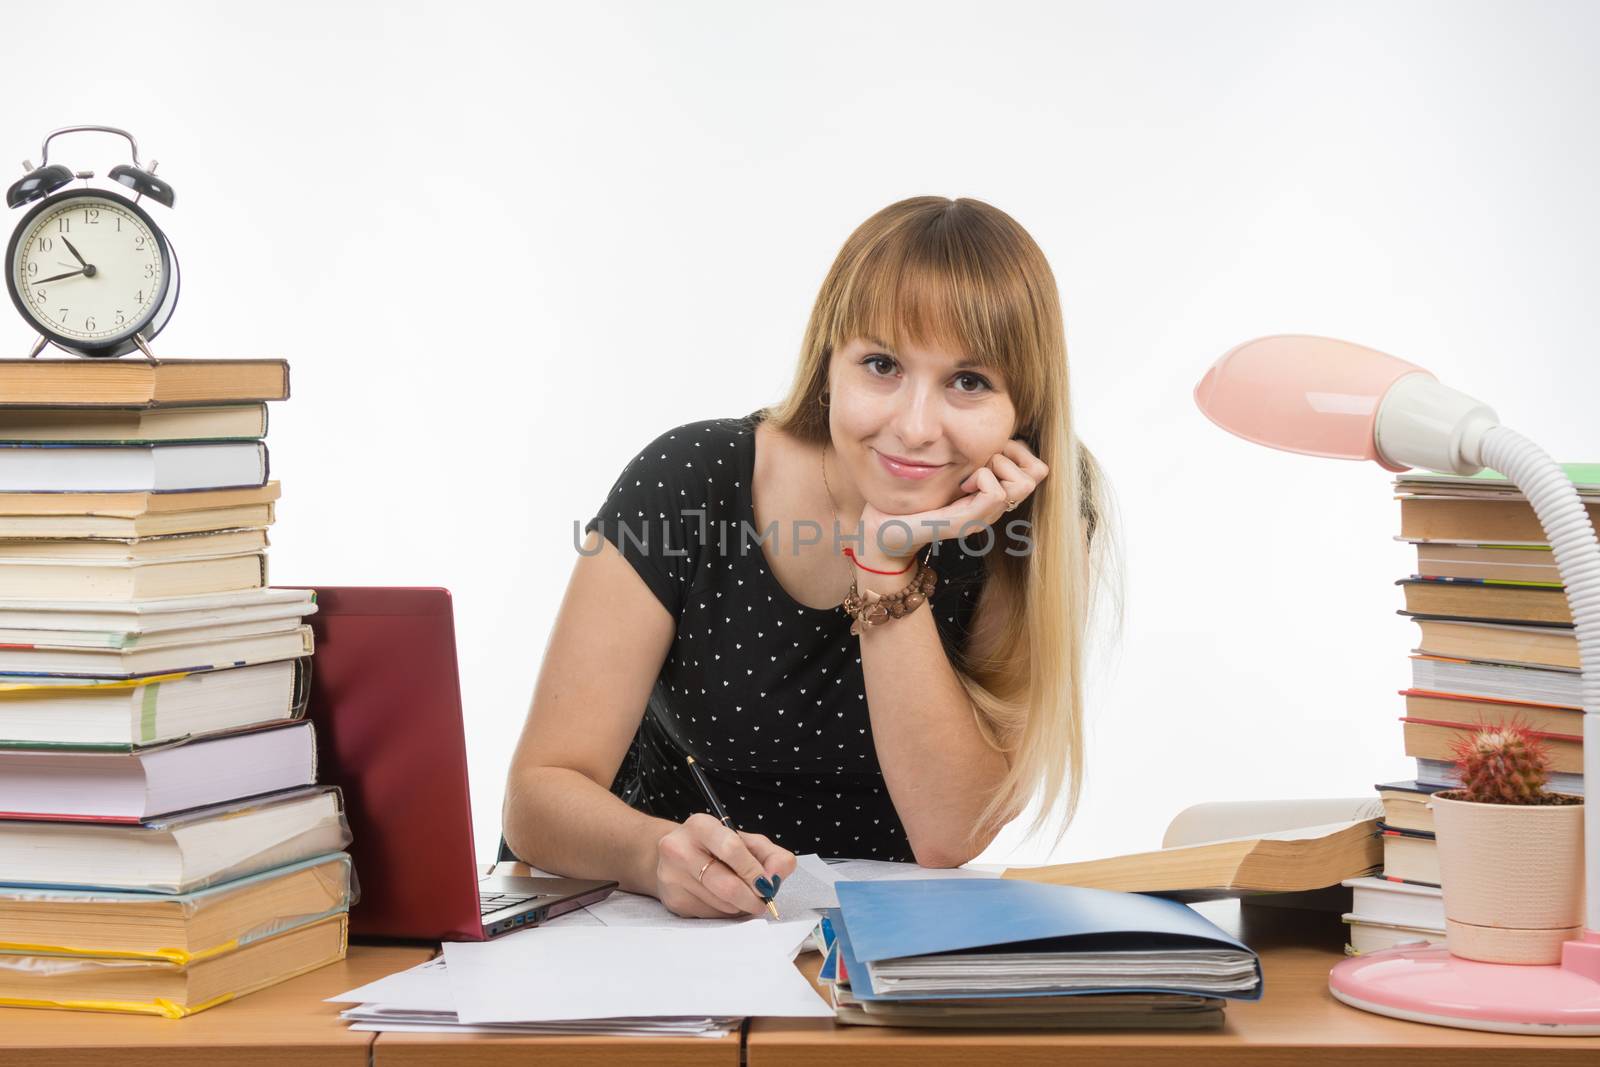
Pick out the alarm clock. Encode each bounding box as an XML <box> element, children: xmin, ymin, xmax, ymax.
<box><xmin>5</xmin><ymin>125</ymin><xmax>180</xmax><ymax>360</ymax></box>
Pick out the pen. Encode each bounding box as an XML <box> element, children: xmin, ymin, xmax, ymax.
<box><xmin>685</xmin><ymin>755</ymin><xmax>781</xmax><ymax>919</ymax></box>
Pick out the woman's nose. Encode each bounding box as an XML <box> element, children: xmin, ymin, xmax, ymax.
<box><xmin>890</xmin><ymin>393</ymin><xmax>941</xmax><ymax>452</ymax></box>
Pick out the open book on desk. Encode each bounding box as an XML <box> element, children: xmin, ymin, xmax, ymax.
<box><xmin>1002</xmin><ymin>797</ymin><xmax>1384</xmax><ymax>903</ymax></box>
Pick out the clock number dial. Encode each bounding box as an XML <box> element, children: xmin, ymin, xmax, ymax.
<box><xmin>11</xmin><ymin>195</ymin><xmax>164</xmax><ymax>343</ymax></box>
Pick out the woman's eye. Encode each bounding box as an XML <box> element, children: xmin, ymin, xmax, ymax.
<box><xmin>861</xmin><ymin>356</ymin><xmax>992</xmax><ymax>393</ymax></box>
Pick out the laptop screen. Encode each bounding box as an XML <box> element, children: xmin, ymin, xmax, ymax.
<box><xmin>287</xmin><ymin>586</ymin><xmax>486</xmax><ymax>942</ymax></box>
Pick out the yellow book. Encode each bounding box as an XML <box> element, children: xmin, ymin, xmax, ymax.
<box><xmin>0</xmin><ymin>912</ymin><xmax>346</xmax><ymax>1017</ymax></box>
<box><xmin>0</xmin><ymin>853</ymin><xmax>351</xmax><ymax>963</ymax></box>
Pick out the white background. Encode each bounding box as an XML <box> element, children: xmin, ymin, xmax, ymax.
<box><xmin>3</xmin><ymin>2</ymin><xmax>1596</xmax><ymax>866</ymax></box>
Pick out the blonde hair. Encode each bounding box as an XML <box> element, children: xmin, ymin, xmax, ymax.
<box><xmin>761</xmin><ymin>196</ymin><xmax>1122</xmax><ymax>850</ymax></box>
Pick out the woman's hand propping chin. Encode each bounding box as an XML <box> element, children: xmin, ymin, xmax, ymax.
<box><xmin>653</xmin><ymin>812</ymin><xmax>798</xmax><ymax>918</ymax></box>
<box><xmin>861</xmin><ymin>437</ymin><xmax>1048</xmax><ymax>562</ymax></box>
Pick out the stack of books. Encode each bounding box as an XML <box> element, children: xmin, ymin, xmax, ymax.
<box><xmin>816</xmin><ymin>880</ymin><xmax>1262</xmax><ymax>1029</ymax></box>
<box><xmin>0</xmin><ymin>358</ymin><xmax>354</xmax><ymax>1018</ymax></box>
<box><xmin>1346</xmin><ymin>464</ymin><xmax>1597</xmax><ymax>954</ymax></box>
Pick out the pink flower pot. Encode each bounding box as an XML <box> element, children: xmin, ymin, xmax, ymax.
<box><xmin>1429</xmin><ymin>792</ymin><xmax>1584</xmax><ymax>964</ymax></box>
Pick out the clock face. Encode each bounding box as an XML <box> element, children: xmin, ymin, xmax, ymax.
<box><xmin>9</xmin><ymin>192</ymin><xmax>167</xmax><ymax>345</ymax></box>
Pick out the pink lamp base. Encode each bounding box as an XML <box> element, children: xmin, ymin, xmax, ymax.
<box><xmin>1329</xmin><ymin>937</ymin><xmax>1600</xmax><ymax>1036</ymax></box>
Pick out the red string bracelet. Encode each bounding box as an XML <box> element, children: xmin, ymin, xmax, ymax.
<box><xmin>842</xmin><ymin>546</ymin><xmax>918</xmax><ymax>575</ymax></box>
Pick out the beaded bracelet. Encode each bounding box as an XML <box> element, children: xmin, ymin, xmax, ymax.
<box><xmin>842</xmin><ymin>559</ymin><xmax>939</xmax><ymax>636</ymax></box>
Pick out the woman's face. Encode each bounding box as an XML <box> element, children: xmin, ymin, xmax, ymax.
<box><xmin>826</xmin><ymin>333</ymin><xmax>1018</xmax><ymax>512</ymax></box>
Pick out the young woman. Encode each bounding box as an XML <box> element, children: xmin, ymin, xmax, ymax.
<box><xmin>503</xmin><ymin>196</ymin><xmax>1114</xmax><ymax>919</ymax></box>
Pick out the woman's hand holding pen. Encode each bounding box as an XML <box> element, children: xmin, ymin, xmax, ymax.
<box><xmin>653</xmin><ymin>813</ymin><xmax>798</xmax><ymax>918</ymax></box>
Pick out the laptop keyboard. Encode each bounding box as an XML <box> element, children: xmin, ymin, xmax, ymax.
<box><xmin>480</xmin><ymin>892</ymin><xmax>542</xmax><ymax>917</ymax></box>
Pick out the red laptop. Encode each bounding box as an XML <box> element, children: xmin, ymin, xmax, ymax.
<box><xmin>287</xmin><ymin>586</ymin><xmax>614</xmax><ymax>941</ymax></box>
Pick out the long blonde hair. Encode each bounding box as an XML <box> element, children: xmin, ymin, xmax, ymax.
<box><xmin>761</xmin><ymin>196</ymin><xmax>1121</xmax><ymax>849</ymax></box>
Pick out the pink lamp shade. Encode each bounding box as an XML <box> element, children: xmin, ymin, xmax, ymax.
<box><xmin>1193</xmin><ymin>334</ymin><xmax>1430</xmax><ymax>472</ymax></box>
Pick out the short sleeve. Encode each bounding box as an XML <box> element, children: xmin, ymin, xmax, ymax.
<box><xmin>584</xmin><ymin>428</ymin><xmax>701</xmax><ymax>619</ymax></box>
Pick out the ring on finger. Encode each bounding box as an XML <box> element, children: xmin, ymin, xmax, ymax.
<box><xmin>1005</xmin><ymin>498</ymin><xmax>1018</xmax><ymax>511</ymax></box>
<box><xmin>696</xmin><ymin>859</ymin><xmax>713</xmax><ymax>882</ymax></box>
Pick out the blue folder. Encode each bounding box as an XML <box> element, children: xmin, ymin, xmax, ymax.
<box><xmin>833</xmin><ymin>879</ymin><xmax>1263</xmax><ymax>1002</ymax></box>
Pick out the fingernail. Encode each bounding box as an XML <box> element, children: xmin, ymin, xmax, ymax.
<box><xmin>770</xmin><ymin>873</ymin><xmax>783</xmax><ymax>892</ymax></box>
<box><xmin>754</xmin><ymin>876</ymin><xmax>774</xmax><ymax>897</ymax></box>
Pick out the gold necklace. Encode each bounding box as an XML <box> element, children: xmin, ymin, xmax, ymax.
<box><xmin>821</xmin><ymin>443</ymin><xmax>931</xmax><ymax>583</ymax></box>
<box><xmin>820</xmin><ymin>444</ymin><xmax>853</xmax><ymax>591</ymax></box>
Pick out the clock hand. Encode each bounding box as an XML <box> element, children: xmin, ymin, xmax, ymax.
<box><xmin>29</xmin><ymin>269</ymin><xmax>85</xmax><ymax>285</ymax></box>
<box><xmin>61</xmin><ymin>236</ymin><xmax>90</xmax><ymax>270</ymax></box>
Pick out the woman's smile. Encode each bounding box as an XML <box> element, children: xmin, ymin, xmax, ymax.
<box><xmin>874</xmin><ymin>448</ymin><xmax>949</xmax><ymax>481</ymax></box>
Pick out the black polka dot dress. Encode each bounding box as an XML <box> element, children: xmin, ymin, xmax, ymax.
<box><xmin>584</xmin><ymin>410</ymin><xmax>988</xmax><ymax>861</ymax></box>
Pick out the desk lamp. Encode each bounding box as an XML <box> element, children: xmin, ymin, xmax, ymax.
<box><xmin>1194</xmin><ymin>334</ymin><xmax>1600</xmax><ymax>1034</ymax></box>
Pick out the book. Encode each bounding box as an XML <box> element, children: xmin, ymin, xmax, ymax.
<box><xmin>1403</xmin><ymin>718</ymin><xmax>1582</xmax><ymax>775</ymax></box>
<box><xmin>827</xmin><ymin>980</ymin><xmax>1225</xmax><ymax>1029</ymax></box>
<box><xmin>0</xmin><ymin>785</ymin><xmax>349</xmax><ymax>893</ymax></box>
<box><xmin>1402</xmin><ymin>688</ymin><xmax>1579</xmax><ymax>734</ymax></box>
<box><xmin>0</xmin><ymin>482</ymin><xmax>279</xmax><ymax>517</ymax></box>
<box><xmin>1342</xmin><ymin>915</ymin><xmax>1445</xmax><ymax>955</ymax></box>
<box><xmin>1410</xmin><ymin>653</ymin><xmax>1580</xmax><ymax>705</ymax></box>
<box><xmin>0</xmin><ymin>505</ymin><xmax>273</xmax><ymax>540</ymax></box>
<box><xmin>1416</xmin><ymin>756</ymin><xmax>1584</xmax><ymax>796</ymax></box>
<box><xmin>0</xmin><ymin>606</ymin><xmax>309</xmax><ymax>650</ymax></box>
<box><xmin>0</xmin><ymin>552</ymin><xmax>266</xmax><ymax>600</ymax></box>
<box><xmin>0</xmin><ymin>527</ymin><xmax>267</xmax><ymax>562</ymax></box>
<box><xmin>1411</xmin><ymin>541</ymin><xmax>1560</xmax><ymax>583</ymax></box>
<box><xmin>0</xmin><ymin>852</ymin><xmax>351</xmax><ymax>962</ymax></box>
<box><xmin>0</xmin><ymin>404</ymin><xmax>267</xmax><ymax>443</ymax></box>
<box><xmin>0</xmin><ymin>482</ymin><xmax>278</xmax><ymax>539</ymax></box>
<box><xmin>1396</xmin><ymin>464</ymin><xmax>1600</xmax><ymax>494</ymax></box>
<box><xmin>0</xmin><ymin>586</ymin><xmax>312</xmax><ymax>633</ymax></box>
<box><xmin>832</xmin><ymin>881</ymin><xmax>1263</xmax><ymax>1000</ymax></box>
<box><xmin>1411</xmin><ymin>617</ymin><xmax>1578</xmax><ymax>670</ymax></box>
<box><xmin>815</xmin><ymin>910</ymin><xmax>1227</xmax><ymax>1029</ymax></box>
<box><xmin>1375</xmin><ymin>780</ymin><xmax>1442</xmax><ymax>833</ymax></box>
<box><xmin>1002</xmin><ymin>798</ymin><xmax>1382</xmax><ymax>899</ymax></box>
<box><xmin>1378</xmin><ymin>825</ymin><xmax>1439</xmax><ymax>886</ymax></box>
<box><xmin>1399</xmin><ymin>497</ymin><xmax>1600</xmax><ymax>544</ymax></box>
<box><xmin>0</xmin><ymin>659</ymin><xmax>308</xmax><ymax>749</ymax></box>
<box><xmin>1341</xmin><ymin>875</ymin><xmax>1445</xmax><ymax>930</ymax></box>
<box><xmin>0</xmin><ymin>620</ymin><xmax>311</xmax><ymax>676</ymax></box>
<box><xmin>0</xmin><ymin>441</ymin><xmax>268</xmax><ymax>492</ymax></box>
<box><xmin>0</xmin><ymin>912</ymin><xmax>345</xmax><ymax>1017</ymax></box>
<box><xmin>0</xmin><ymin>358</ymin><xmax>289</xmax><ymax>409</ymax></box>
<box><xmin>0</xmin><ymin>719</ymin><xmax>317</xmax><ymax>821</ymax></box>
<box><xmin>1399</xmin><ymin>577</ymin><xmax>1570</xmax><ymax>625</ymax></box>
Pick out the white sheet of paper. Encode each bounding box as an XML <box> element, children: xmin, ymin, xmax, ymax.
<box><xmin>489</xmin><ymin>855</ymin><xmax>993</xmax><ymax>932</ymax></box>
<box><xmin>326</xmin><ymin>955</ymin><xmax>452</xmax><ymax>1010</ymax></box>
<box><xmin>346</xmin><ymin>1020</ymin><xmax>736</xmax><ymax>1036</ymax></box>
<box><xmin>442</xmin><ymin>918</ymin><xmax>834</xmax><ymax>1024</ymax></box>
<box><xmin>764</xmin><ymin>854</ymin><xmax>840</xmax><ymax>914</ymax></box>
<box><xmin>823</xmin><ymin>856</ymin><xmax>1001</xmax><ymax>882</ymax></box>
<box><xmin>568</xmin><ymin>887</ymin><xmax>749</xmax><ymax>928</ymax></box>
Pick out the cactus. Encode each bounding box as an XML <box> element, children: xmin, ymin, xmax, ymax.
<box><xmin>1448</xmin><ymin>722</ymin><xmax>1554</xmax><ymax>805</ymax></box>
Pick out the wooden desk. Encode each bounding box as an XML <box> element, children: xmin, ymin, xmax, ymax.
<box><xmin>9</xmin><ymin>902</ymin><xmax>1600</xmax><ymax>1065</ymax></box>
<box><xmin>747</xmin><ymin>901</ymin><xmax>1600</xmax><ymax>1066</ymax></box>
<box><xmin>0</xmin><ymin>945</ymin><xmax>432</xmax><ymax>1067</ymax></box>
<box><xmin>373</xmin><ymin>1025</ymin><xmax>743</xmax><ymax>1066</ymax></box>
